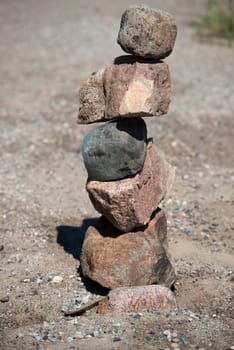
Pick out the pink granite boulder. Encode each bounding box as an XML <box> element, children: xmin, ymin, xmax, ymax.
<box><xmin>97</xmin><ymin>285</ymin><xmax>177</xmax><ymax>314</ymax></box>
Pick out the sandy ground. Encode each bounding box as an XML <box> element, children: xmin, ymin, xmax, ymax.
<box><xmin>0</xmin><ymin>0</ymin><xmax>233</xmax><ymax>349</ymax></box>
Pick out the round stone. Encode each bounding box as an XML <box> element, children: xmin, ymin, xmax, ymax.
<box><xmin>117</xmin><ymin>6</ymin><xmax>177</xmax><ymax>60</ymax></box>
<box><xmin>81</xmin><ymin>117</ymin><xmax>147</xmax><ymax>181</ymax></box>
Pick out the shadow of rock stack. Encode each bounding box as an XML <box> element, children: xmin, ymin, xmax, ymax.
<box><xmin>77</xmin><ymin>5</ymin><xmax>178</xmax><ymax>312</ymax></box>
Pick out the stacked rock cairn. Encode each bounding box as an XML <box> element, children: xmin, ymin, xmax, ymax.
<box><xmin>77</xmin><ymin>6</ymin><xmax>178</xmax><ymax>300</ymax></box>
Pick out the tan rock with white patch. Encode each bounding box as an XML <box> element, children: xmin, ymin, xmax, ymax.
<box><xmin>77</xmin><ymin>56</ymin><xmax>171</xmax><ymax>124</ymax></box>
<box><xmin>104</xmin><ymin>56</ymin><xmax>171</xmax><ymax>119</ymax></box>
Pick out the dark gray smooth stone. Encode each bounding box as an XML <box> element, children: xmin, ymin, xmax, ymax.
<box><xmin>82</xmin><ymin>118</ymin><xmax>147</xmax><ymax>181</ymax></box>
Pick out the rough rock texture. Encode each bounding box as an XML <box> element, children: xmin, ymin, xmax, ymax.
<box><xmin>117</xmin><ymin>6</ymin><xmax>177</xmax><ymax>59</ymax></box>
<box><xmin>104</xmin><ymin>56</ymin><xmax>171</xmax><ymax>119</ymax></box>
<box><xmin>97</xmin><ymin>285</ymin><xmax>177</xmax><ymax>314</ymax></box>
<box><xmin>80</xmin><ymin>209</ymin><xmax>176</xmax><ymax>289</ymax></box>
<box><xmin>78</xmin><ymin>69</ymin><xmax>105</xmax><ymax>124</ymax></box>
<box><xmin>87</xmin><ymin>140</ymin><xmax>175</xmax><ymax>231</ymax></box>
<box><xmin>77</xmin><ymin>56</ymin><xmax>171</xmax><ymax>124</ymax></box>
<box><xmin>82</xmin><ymin>118</ymin><xmax>147</xmax><ymax>181</ymax></box>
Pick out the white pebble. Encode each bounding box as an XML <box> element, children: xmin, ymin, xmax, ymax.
<box><xmin>52</xmin><ymin>275</ymin><xmax>63</xmax><ymax>283</ymax></box>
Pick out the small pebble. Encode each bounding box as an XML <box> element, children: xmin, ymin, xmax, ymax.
<box><xmin>93</xmin><ymin>330</ymin><xmax>101</xmax><ymax>337</ymax></box>
<box><xmin>51</xmin><ymin>275</ymin><xmax>63</xmax><ymax>284</ymax></box>
<box><xmin>171</xmin><ymin>331</ymin><xmax>178</xmax><ymax>338</ymax></box>
<box><xmin>66</xmin><ymin>336</ymin><xmax>74</xmax><ymax>343</ymax></box>
<box><xmin>47</xmin><ymin>334</ymin><xmax>56</xmax><ymax>344</ymax></box>
<box><xmin>212</xmin><ymin>183</ymin><xmax>219</xmax><ymax>189</ymax></box>
<box><xmin>163</xmin><ymin>329</ymin><xmax>172</xmax><ymax>342</ymax></box>
<box><xmin>132</xmin><ymin>313</ymin><xmax>141</xmax><ymax>320</ymax></box>
<box><xmin>22</xmin><ymin>278</ymin><xmax>31</xmax><ymax>283</ymax></box>
<box><xmin>189</xmin><ymin>312</ymin><xmax>201</xmax><ymax>320</ymax></box>
<box><xmin>0</xmin><ymin>295</ymin><xmax>9</xmax><ymax>303</ymax></box>
<box><xmin>74</xmin><ymin>296</ymin><xmax>82</xmax><ymax>306</ymax></box>
<box><xmin>113</xmin><ymin>336</ymin><xmax>121</xmax><ymax>342</ymax></box>
<box><xmin>181</xmin><ymin>227</ymin><xmax>193</xmax><ymax>236</ymax></box>
<box><xmin>30</xmin><ymin>289</ymin><xmax>39</xmax><ymax>296</ymax></box>
<box><xmin>81</xmin><ymin>295</ymin><xmax>90</xmax><ymax>304</ymax></box>
<box><xmin>9</xmin><ymin>271</ymin><xmax>16</xmax><ymax>277</ymax></box>
<box><xmin>181</xmin><ymin>337</ymin><xmax>189</xmax><ymax>345</ymax></box>
<box><xmin>32</xmin><ymin>333</ymin><xmax>42</xmax><ymax>342</ymax></box>
<box><xmin>0</xmin><ymin>245</ymin><xmax>4</xmax><ymax>251</ymax></box>
<box><xmin>37</xmin><ymin>277</ymin><xmax>43</xmax><ymax>284</ymax></box>
<box><xmin>74</xmin><ymin>331</ymin><xmax>84</xmax><ymax>339</ymax></box>
<box><xmin>16</xmin><ymin>333</ymin><xmax>25</xmax><ymax>338</ymax></box>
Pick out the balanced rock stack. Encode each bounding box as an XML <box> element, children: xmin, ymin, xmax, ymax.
<box><xmin>78</xmin><ymin>6</ymin><xmax>177</xmax><ymax>291</ymax></box>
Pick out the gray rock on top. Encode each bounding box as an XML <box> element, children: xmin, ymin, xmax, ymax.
<box><xmin>82</xmin><ymin>117</ymin><xmax>147</xmax><ymax>181</ymax></box>
<box><xmin>117</xmin><ymin>6</ymin><xmax>177</xmax><ymax>59</ymax></box>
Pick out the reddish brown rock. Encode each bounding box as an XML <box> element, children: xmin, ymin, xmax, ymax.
<box><xmin>87</xmin><ymin>140</ymin><xmax>175</xmax><ymax>232</ymax></box>
<box><xmin>80</xmin><ymin>209</ymin><xmax>176</xmax><ymax>290</ymax></box>
<box><xmin>104</xmin><ymin>56</ymin><xmax>171</xmax><ymax>120</ymax></box>
<box><xmin>77</xmin><ymin>69</ymin><xmax>105</xmax><ymax>124</ymax></box>
<box><xmin>117</xmin><ymin>6</ymin><xmax>177</xmax><ymax>60</ymax></box>
<box><xmin>97</xmin><ymin>285</ymin><xmax>177</xmax><ymax>314</ymax></box>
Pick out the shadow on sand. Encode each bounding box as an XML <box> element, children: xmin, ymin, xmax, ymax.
<box><xmin>56</xmin><ymin>218</ymin><xmax>97</xmax><ymax>260</ymax></box>
<box><xmin>56</xmin><ymin>218</ymin><xmax>109</xmax><ymax>295</ymax></box>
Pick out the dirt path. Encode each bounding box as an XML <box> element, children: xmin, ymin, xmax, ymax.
<box><xmin>0</xmin><ymin>1</ymin><xmax>233</xmax><ymax>349</ymax></box>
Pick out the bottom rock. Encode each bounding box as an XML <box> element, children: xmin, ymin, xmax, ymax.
<box><xmin>80</xmin><ymin>209</ymin><xmax>175</xmax><ymax>289</ymax></box>
<box><xmin>97</xmin><ymin>285</ymin><xmax>177</xmax><ymax>314</ymax></box>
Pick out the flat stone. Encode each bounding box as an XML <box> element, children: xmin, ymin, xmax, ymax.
<box><xmin>87</xmin><ymin>140</ymin><xmax>175</xmax><ymax>231</ymax></box>
<box><xmin>80</xmin><ymin>209</ymin><xmax>176</xmax><ymax>289</ymax></box>
<box><xmin>82</xmin><ymin>117</ymin><xmax>147</xmax><ymax>181</ymax></box>
<box><xmin>78</xmin><ymin>69</ymin><xmax>105</xmax><ymax>124</ymax></box>
<box><xmin>104</xmin><ymin>56</ymin><xmax>171</xmax><ymax>119</ymax></box>
<box><xmin>97</xmin><ymin>285</ymin><xmax>177</xmax><ymax>314</ymax></box>
<box><xmin>117</xmin><ymin>6</ymin><xmax>177</xmax><ymax>59</ymax></box>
